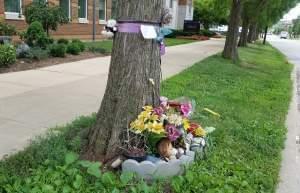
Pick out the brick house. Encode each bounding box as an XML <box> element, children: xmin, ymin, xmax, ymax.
<box><xmin>0</xmin><ymin>0</ymin><xmax>193</xmax><ymax>40</ymax></box>
<box><xmin>0</xmin><ymin>0</ymin><xmax>114</xmax><ymax>40</ymax></box>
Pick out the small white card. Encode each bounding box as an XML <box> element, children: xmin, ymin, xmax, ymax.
<box><xmin>140</xmin><ymin>25</ymin><xmax>157</xmax><ymax>39</ymax></box>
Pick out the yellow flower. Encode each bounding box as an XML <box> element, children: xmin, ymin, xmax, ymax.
<box><xmin>143</xmin><ymin>106</ymin><xmax>153</xmax><ymax>112</ymax></box>
<box><xmin>137</xmin><ymin>111</ymin><xmax>151</xmax><ymax>121</ymax></box>
<box><xmin>194</xmin><ymin>127</ymin><xmax>206</xmax><ymax>137</ymax></box>
<box><xmin>183</xmin><ymin>118</ymin><xmax>190</xmax><ymax>131</ymax></box>
<box><xmin>145</xmin><ymin>121</ymin><xmax>165</xmax><ymax>134</ymax></box>
<box><xmin>130</xmin><ymin>120</ymin><xmax>146</xmax><ymax>133</ymax></box>
<box><xmin>149</xmin><ymin>114</ymin><xmax>159</xmax><ymax>122</ymax></box>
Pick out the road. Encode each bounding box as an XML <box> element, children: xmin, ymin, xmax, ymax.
<box><xmin>268</xmin><ymin>35</ymin><xmax>300</xmax><ymax>193</ymax></box>
<box><xmin>0</xmin><ymin>39</ymin><xmax>224</xmax><ymax>158</ymax></box>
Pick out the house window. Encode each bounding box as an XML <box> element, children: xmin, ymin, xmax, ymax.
<box><xmin>32</xmin><ymin>0</ymin><xmax>47</xmax><ymax>4</ymax></box>
<box><xmin>4</xmin><ymin>0</ymin><xmax>24</xmax><ymax>20</ymax></box>
<box><xmin>60</xmin><ymin>0</ymin><xmax>70</xmax><ymax>18</ymax></box>
<box><xmin>111</xmin><ymin>0</ymin><xmax>117</xmax><ymax>19</ymax></box>
<box><xmin>188</xmin><ymin>0</ymin><xmax>192</xmax><ymax>14</ymax></box>
<box><xmin>99</xmin><ymin>0</ymin><xmax>106</xmax><ymax>21</ymax></box>
<box><xmin>78</xmin><ymin>0</ymin><xmax>88</xmax><ymax>23</ymax></box>
<box><xmin>4</xmin><ymin>0</ymin><xmax>21</xmax><ymax>13</ymax></box>
<box><xmin>169</xmin><ymin>0</ymin><xmax>173</xmax><ymax>8</ymax></box>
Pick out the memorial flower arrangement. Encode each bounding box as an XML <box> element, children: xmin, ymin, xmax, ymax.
<box><xmin>129</xmin><ymin>96</ymin><xmax>215</xmax><ymax>162</ymax></box>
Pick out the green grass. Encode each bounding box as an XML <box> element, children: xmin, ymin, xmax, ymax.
<box><xmin>85</xmin><ymin>38</ymin><xmax>197</xmax><ymax>54</ymax></box>
<box><xmin>0</xmin><ymin>43</ymin><xmax>292</xmax><ymax>193</ymax></box>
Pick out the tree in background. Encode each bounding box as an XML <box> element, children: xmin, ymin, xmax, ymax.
<box><xmin>222</xmin><ymin>0</ymin><xmax>242</xmax><ymax>63</ymax></box>
<box><xmin>291</xmin><ymin>16</ymin><xmax>300</xmax><ymax>38</ymax></box>
<box><xmin>86</xmin><ymin>0</ymin><xmax>163</xmax><ymax>161</ymax></box>
<box><xmin>194</xmin><ymin>0</ymin><xmax>229</xmax><ymax>30</ymax></box>
<box><xmin>25</xmin><ymin>1</ymin><xmax>69</xmax><ymax>36</ymax></box>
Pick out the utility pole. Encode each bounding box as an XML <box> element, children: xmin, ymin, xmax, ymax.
<box><xmin>92</xmin><ymin>0</ymin><xmax>96</xmax><ymax>41</ymax></box>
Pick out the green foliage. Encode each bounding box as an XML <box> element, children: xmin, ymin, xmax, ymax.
<box><xmin>57</xmin><ymin>38</ymin><xmax>69</xmax><ymax>45</ymax></box>
<box><xmin>71</xmin><ymin>39</ymin><xmax>85</xmax><ymax>52</ymax></box>
<box><xmin>291</xmin><ymin>16</ymin><xmax>300</xmax><ymax>37</ymax></box>
<box><xmin>163</xmin><ymin>43</ymin><xmax>292</xmax><ymax>193</ymax></box>
<box><xmin>0</xmin><ymin>44</ymin><xmax>16</xmax><ymax>67</ymax></box>
<box><xmin>27</xmin><ymin>47</ymin><xmax>49</xmax><ymax>60</ymax></box>
<box><xmin>49</xmin><ymin>43</ymin><xmax>67</xmax><ymax>57</ymax></box>
<box><xmin>67</xmin><ymin>42</ymin><xmax>81</xmax><ymax>55</ymax></box>
<box><xmin>24</xmin><ymin>2</ymin><xmax>69</xmax><ymax>35</ymax></box>
<box><xmin>22</xmin><ymin>21</ymin><xmax>50</xmax><ymax>48</ymax></box>
<box><xmin>194</xmin><ymin>0</ymin><xmax>229</xmax><ymax>29</ymax></box>
<box><xmin>0</xmin><ymin>22</ymin><xmax>17</xmax><ymax>36</ymax></box>
<box><xmin>199</xmin><ymin>29</ymin><xmax>217</xmax><ymax>37</ymax></box>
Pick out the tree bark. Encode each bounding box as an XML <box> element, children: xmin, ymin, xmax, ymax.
<box><xmin>263</xmin><ymin>26</ymin><xmax>268</xmax><ymax>44</ymax></box>
<box><xmin>238</xmin><ymin>17</ymin><xmax>249</xmax><ymax>47</ymax></box>
<box><xmin>247</xmin><ymin>23</ymin><xmax>254</xmax><ymax>43</ymax></box>
<box><xmin>86</xmin><ymin>0</ymin><xmax>163</xmax><ymax>161</ymax></box>
<box><xmin>222</xmin><ymin>0</ymin><xmax>242</xmax><ymax>63</ymax></box>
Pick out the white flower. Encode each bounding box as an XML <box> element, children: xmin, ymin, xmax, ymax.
<box><xmin>167</xmin><ymin>114</ymin><xmax>183</xmax><ymax>126</ymax></box>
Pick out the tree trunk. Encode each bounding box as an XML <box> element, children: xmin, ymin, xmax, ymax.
<box><xmin>238</xmin><ymin>17</ymin><xmax>249</xmax><ymax>47</ymax></box>
<box><xmin>222</xmin><ymin>0</ymin><xmax>241</xmax><ymax>63</ymax></box>
<box><xmin>247</xmin><ymin>23</ymin><xmax>254</xmax><ymax>43</ymax></box>
<box><xmin>263</xmin><ymin>26</ymin><xmax>268</xmax><ymax>44</ymax></box>
<box><xmin>86</xmin><ymin>0</ymin><xmax>163</xmax><ymax>161</ymax></box>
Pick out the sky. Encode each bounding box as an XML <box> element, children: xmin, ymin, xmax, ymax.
<box><xmin>282</xmin><ymin>3</ymin><xmax>300</xmax><ymax>21</ymax></box>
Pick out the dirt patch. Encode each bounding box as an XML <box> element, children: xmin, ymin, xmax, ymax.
<box><xmin>0</xmin><ymin>52</ymin><xmax>109</xmax><ymax>74</ymax></box>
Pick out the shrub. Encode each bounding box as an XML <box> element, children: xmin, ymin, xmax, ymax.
<box><xmin>199</xmin><ymin>29</ymin><xmax>216</xmax><ymax>37</ymax></box>
<box><xmin>49</xmin><ymin>43</ymin><xmax>67</xmax><ymax>57</ymax></box>
<box><xmin>67</xmin><ymin>42</ymin><xmax>81</xmax><ymax>55</ymax></box>
<box><xmin>23</xmin><ymin>21</ymin><xmax>49</xmax><ymax>48</ymax></box>
<box><xmin>0</xmin><ymin>44</ymin><xmax>16</xmax><ymax>67</ymax></box>
<box><xmin>57</xmin><ymin>38</ymin><xmax>69</xmax><ymax>44</ymax></box>
<box><xmin>28</xmin><ymin>47</ymin><xmax>49</xmax><ymax>60</ymax></box>
<box><xmin>87</xmin><ymin>45</ymin><xmax>107</xmax><ymax>54</ymax></box>
<box><xmin>72</xmin><ymin>39</ymin><xmax>85</xmax><ymax>51</ymax></box>
<box><xmin>0</xmin><ymin>22</ymin><xmax>17</xmax><ymax>36</ymax></box>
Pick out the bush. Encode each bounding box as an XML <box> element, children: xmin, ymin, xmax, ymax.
<box><xmin>57</xmin><ymin>38</ymin><xmax>69</xmax><ymax>44</ymax></box>
<box><xmin>199</xmin><ymin>29</ymin><xmax>216</xmax><ymax>37</ymax></box>
<box><xmin>72</xmin><ymin>39</ymin><xmax>85</xmax><ymax>51</ymax></box>
<box><xmin>27</xmin><ymin>47</ymin><xmax>49</xmax><ymax>60</ymax></box>
<box><xmin>23</xmin><ymin>21</ymin><xmax>49</xmax><ymax>48</ymax></box>
<box><xmin>67</xmin><ymin>42</ymin><xmax>81</xmax><ymax>55</ymax></box>
<box><xmin>87</xmin><ymin>45</ymin><xmax>107</xmax><ymax>54</ymax></box>
<box><xmin>0</xmin><ymin>44</ymin><xmax>16</xmax><ymax>67</ymax></box>
<box><xmin>0</xmin><ymin>22</ymin><xmax>17</xmax><ymax>36</ymax></box>
<box><xmin>49</xmin><ymin>43</ymin><xmax>67</xmax><ymax>57</ymax></box>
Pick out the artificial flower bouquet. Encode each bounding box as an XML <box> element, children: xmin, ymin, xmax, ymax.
<box><xmin>129</xmin><ymin>96</ymin><xmax>215</xmax><ymax>162</ymax></box>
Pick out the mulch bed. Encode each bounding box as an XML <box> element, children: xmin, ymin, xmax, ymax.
<box><xmin>177</xmin><ymin>35</ymin><xmax>210</xmax><ymax>41</ymax></box>
<box><xmin>0</xmin><ymin>51</ymin><xmax>108</xmax><ymax>74</ymax></box>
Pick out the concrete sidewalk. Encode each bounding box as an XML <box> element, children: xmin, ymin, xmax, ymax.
<box><xmin>0</xmin><ymin>39</ymin><xmax>224</xmax><ymax>158</ymax></box>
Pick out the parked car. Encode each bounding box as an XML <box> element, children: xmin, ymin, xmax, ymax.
<box><xmin>280</xmin><ymin>31</ymin><xmax>289</xmax><ymax>39</ymax></box>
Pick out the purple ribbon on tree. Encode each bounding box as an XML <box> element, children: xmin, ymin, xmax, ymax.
<box><xmin>116</xmin><ymin>21</ymin><xmax>166</xmax><ymax>55</ymax></box>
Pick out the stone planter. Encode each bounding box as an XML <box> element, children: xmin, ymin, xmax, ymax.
<box><xmin>122</xmin><ymin>151</ymin><xmax>195</xmax><ymax>180</ymax></box>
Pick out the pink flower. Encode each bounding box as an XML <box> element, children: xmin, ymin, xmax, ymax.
<box><xmin>181</xmin><ymin>103</ymin><xmax>192</xmax><ymax>117</ymax></box>
<box><xmin>165</xmin><ymin>124</ymin><xmax>181</xmax><ymax>141</ymax></box>
<box><xmin>154</xmin><ymin>106</ymin><xmax>164</xmax><ymax>116</ymax></box>
<box><xmin>160</xmin><ymin>96</ymin><xmax>168</xmax><ymax>107</ymax></box>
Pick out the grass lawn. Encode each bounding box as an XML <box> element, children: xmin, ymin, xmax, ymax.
<box><xmin>85</xmin><ymin>38</ymin><xmax>197</xmax><ymax>53</ymax></box>
<box><xmin>0</xmin><ymin>43</ymin><xmax>292</xmax><ymax>193</ymax></box>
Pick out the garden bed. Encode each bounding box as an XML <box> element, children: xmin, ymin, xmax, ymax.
<box><xmin>0</xmin><ymin>51</ymin><xmax>107</xmax><ymax>74</ymax></box>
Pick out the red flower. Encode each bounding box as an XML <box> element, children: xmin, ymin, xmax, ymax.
<box><xmin>188</xmin><ymin>122</ymin><xmax>200</xmax><ymax>133</ymax></box>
